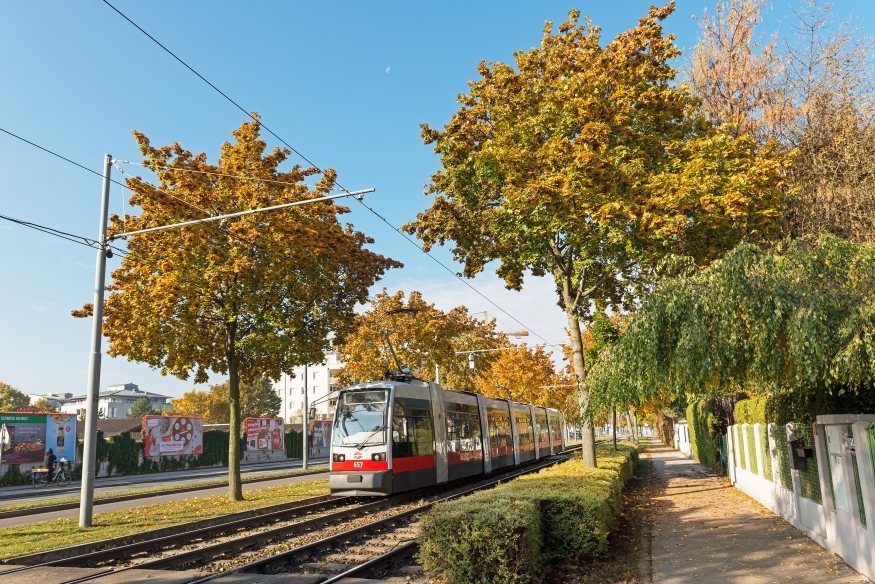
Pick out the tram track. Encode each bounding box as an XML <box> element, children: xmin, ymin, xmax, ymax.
<box><xmin>3</xmin><ymin>450</ymin><xmax>577</xmax><ymax>584</ymax></box>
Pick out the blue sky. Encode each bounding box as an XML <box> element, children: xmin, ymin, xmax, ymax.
<box><xmin>2</xmin><ymin>1</ymin><xmax>873</xmax><ymax>399</ymax></box>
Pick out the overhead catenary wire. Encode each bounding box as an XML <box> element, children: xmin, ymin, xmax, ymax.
<box><xmin>100</xmin><ymin>1</ymin><xmax>557</xmax><ymax>346</ymax></box>
<box><xmin>0</xmin><ymin>212</ymin><xmax>130</xmax><ymax>257</ymax></box>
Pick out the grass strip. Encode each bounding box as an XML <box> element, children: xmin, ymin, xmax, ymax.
<box><xmin>0</xmin><ymin>465</ymin><xmax>328</xmax><ymax>513</ymax></box>
<box><xmin>0</xmin><ymin>478</ymin><xmax>329</xmax><ymax>560</ymax></box>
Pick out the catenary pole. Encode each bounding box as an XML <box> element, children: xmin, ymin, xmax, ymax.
<box><xmin>79</xmin><ymin>154</ymin><xmax>112</xmax><ymax>527</ymax></box>
<box><xmin>303</xmin><ymin>364</ymin><xmax>308</xmax><ymax>470</ymax></box>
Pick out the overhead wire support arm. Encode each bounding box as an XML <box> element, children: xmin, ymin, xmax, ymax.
<box><xmin>108</xmin><ymin>189</ymin><xmax>374</xmax><ymax>240</ymax></box>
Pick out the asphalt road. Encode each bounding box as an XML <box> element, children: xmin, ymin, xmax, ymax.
<box><xmin>0</xmin><ymin>457</ymin><xmax>328</xmax><ymax>505</ymax></box>
<box><xmin>0</xmin><ymin>470</ymin><xmax>330</xmax><ymax>528</ymax></box>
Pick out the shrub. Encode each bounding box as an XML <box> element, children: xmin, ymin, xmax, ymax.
<box><xmin>419</xmin><ymin>492</ymin><xmax>542</xmax><ymax>584</ymax></box>
<box><xmin>686</xmin><ymin>399</ymin><xmax>722</xmax><ymax>473</ymax></box>
<box><xmin>419</xmin><ymin>443</ymin><xmax>640</xmax><ymax>583</ymax></box>
<box><xmin>734</xmin><ymin>397</ymin><xmax>768</xmax><ymax>425</ymax></box>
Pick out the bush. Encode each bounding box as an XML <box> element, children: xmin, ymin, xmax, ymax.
<box><xmin>419</xmin><ymin>443</ymin><xmax>640</xmax><ymax>583</ymax></box>
<box><xmin>734</xmin><ymin>397</ymin><xmax>768</xmax><ymax>425</ymax></box>
<box><xmin>420</xmin><ymin>492</ymin><xmax>542</xmax><ymax>584</ymax></box>
<box><xmin>686</xmin><ymin>399</ymin><xmax>722</xmax><ymax>473</ymax></box>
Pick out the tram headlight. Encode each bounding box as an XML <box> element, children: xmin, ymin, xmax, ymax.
<box><xmin>371</xmin><ymin>452</ymin><xmax>385</xmax><ymax>462</ymax></box>
<box><xmin>333</xmin><ymin>453</ymin><xmax>345</xmax><ymax>462</ymax></box>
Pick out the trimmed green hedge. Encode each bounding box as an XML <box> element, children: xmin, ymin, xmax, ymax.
<box><xmin>419</xmin><ymin>441</ymin><xmax>640</xmax><ymax>584</ymax></box>
<box><xmin>734</xmin><ymin>397</ymin><xmax>768</xmax><ymax>425</ymax></box>
<box><xmin>686</xmin><ymin>399</ymin><xmax>722</xmax><ymax>473</ymax></box>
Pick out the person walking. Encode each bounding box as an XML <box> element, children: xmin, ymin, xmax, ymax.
<box><xmin>42</xmin><ymin>447</ymin><xmax>57</xmax><ymax>484</ymax></box>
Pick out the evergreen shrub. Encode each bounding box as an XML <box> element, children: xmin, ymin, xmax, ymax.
<box><xmin>419</xmin><ymin>441</ymin><xmax>639</xmax><ymax>583</ymax></box>
<box><xmin>686</xmin><ymin>399</ymin><xmax>722</xmax><ymax>473</ymax></box>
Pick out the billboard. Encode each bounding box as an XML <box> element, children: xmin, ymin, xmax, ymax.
<box><xmin>144</xmin><ymin>415</ymin><xmax>203</xmax><ymax>457</ymax></box>
<box><xmin>245</xmin><ymin>418</ymin><xmax>284</xmax><ymax>451</ymax></box>
<box><xmin>310</xmin><ymin>419</ymin><xmax>332</xmax><ymax>448</ymax></box>
<box><xmin>0</xmin><ymin>413</ymin><xmax>77</xmax><ymax>464</ymax></box>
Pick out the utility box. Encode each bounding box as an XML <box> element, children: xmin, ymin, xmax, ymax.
<box><xmin>790</xmin><ymin>437</ymin><xmax>813</xmax><ymax>470</ymax></box>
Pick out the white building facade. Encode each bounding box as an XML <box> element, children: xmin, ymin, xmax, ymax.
<box><xmin>60</xmin><ymin>383</ymin><xmax>172</xmax><ymax>419</ymax></box>
<box><xmin>273</xmin><ymin>351</ymin><xmax>345</xmax><ymax>423</ymax></box>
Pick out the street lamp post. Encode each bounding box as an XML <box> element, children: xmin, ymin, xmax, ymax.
<box><xmin>77</xmin><ymin>163</ymin><xmax>373</xmax><ymax>527</ymax></box>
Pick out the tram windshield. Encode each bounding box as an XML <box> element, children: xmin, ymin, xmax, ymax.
<box><xmin>333</xmin><ymin>389</ymin><xmax>389</xmax><ymax>448</ymax></box>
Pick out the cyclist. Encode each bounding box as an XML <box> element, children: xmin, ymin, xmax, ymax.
<box><xmin>42</xmin><ymin>447</ymin><xmax>57</xmax><ymax>484</ymax></box>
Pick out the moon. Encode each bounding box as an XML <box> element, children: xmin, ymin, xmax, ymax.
<box><xmin>386</xmin><ymin>67</ymin><xmax>391</xmax><ymax>74</ymax></box>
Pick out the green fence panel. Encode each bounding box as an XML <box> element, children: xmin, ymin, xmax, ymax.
<box><xmin>773</xmin><ymin>426</ymin><xmax>793</xmax><ymax>491</ymax></box>
<box><xmin>745</xmin><ymin>425</ymin><xmax>759</xmax><ymax>475</ymax></box>
<box><xmin>760</xmin><ymin>424</ymin><xmax>773</xmax><ymax>482</ymax></box>
<box><xmin>848</xmin><ymin>425</ymin><xmax>866</xmax><ymax>527</ymax></box>
<box><xmin>796</xmin><ymin>425</ymin><xmax>823</xmax><ymax>505</ymax></box>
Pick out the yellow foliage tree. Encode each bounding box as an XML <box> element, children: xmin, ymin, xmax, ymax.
<box><xmin>334</xmin><ymin>290</ymin><xmax>503</xmax><ymax>389</ymax></box>
<box><xmin>472</xmin><ymin>344</ymin><xmax>570</xmax><ymax>413</ymax></box>
<box><xmin>73</xmin><ymin>119</ymin><xmax>399</xmax><ymax>500</ymax></box>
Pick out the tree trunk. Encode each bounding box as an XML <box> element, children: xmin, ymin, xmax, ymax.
<box><xmin>559</xmin><ymin>277</ymin><xmax>597</xmax><ymax>467</ymax></box>
<box><xmin>226</xmin><ymin>323</ymin><xmax>244</xmax><ymax>502</ymax></box>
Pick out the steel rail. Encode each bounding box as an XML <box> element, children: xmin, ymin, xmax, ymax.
<box><xmin>0</xmin><ymin>494</ymin><xmax>340</xmax><ymax>576</ymax></box>
<box><xmin>186</xmin><ymin>456</ymin><xmax>566</xmax><ymax>583</ymax></box>
<box><xmin>320</xmin><ymin>540</ymin><xmax>418</xmax><ymax>584</ymax></box>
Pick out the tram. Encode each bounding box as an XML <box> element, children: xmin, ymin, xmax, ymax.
<box><xmin>329</xmin><ymin>378</ymin><xmax>565</xmax><ymax>496</ymax></box>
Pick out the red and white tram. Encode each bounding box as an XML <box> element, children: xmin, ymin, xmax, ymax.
<box><xmin>329</xmin><ymin>379</ymin><xmax>566</xmax><ymax>496</ymax></box>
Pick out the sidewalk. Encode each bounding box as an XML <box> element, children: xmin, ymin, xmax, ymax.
<box><xmin>643</xmin><ymin>441</ymin><xmax>870</xmax><ymax>583</ymax></box>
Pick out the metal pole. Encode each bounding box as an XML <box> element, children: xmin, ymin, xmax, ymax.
<box><xmin>79</xmin><ymin>154</ymin><xmax>112</xmax><ymax>527</ymax></box>
<box><xmin>303</xmin><ymin>364</ymin><xmax>308</xmax><ymax>470</ymax></box>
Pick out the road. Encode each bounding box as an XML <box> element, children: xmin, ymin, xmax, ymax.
<box><xmin>0</xmin><ymin>457</ymin><xmax>328</xmax><ymax>505</ymax></box>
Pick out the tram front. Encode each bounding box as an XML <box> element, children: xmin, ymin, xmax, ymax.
<box><xmin>329</xmin><ymin>384</ymin><xmax>392</xmax><ymax>496</ymax></box>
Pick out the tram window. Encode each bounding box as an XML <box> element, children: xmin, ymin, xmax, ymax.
<box><xmin>392</xmin><ymin>399</ymin><xmax>435</xmax><ymax>459</ymax></box>
<box><xmin>515</xmin><ymin>411</ymin><xmax>534</xmax><ymax>446</ymax></box>
<box><xmin>446</xmin><ymin>409</ymin><xmax>482</xmax><ymax>452</ymax></box>
<box><xmin>487</xmin><ymin>409</ymin><xmax>512</xmax><ymax>447</ymax></box>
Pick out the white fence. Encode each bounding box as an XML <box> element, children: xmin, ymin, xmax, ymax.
<box><xmin>726</xmin><ymin>415</ymin><xmax>875</xmax><ymax>582</ymax></box>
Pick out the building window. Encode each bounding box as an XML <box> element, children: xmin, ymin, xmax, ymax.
<box><xmin>313</xmin><ymin>372</ymin><xmax>318</xmax><ymax>380</ymax></box>
<box><xmin>313</xmin><ymin>386</ymin><xmax>318</xmax><ymax>394</ymax></box>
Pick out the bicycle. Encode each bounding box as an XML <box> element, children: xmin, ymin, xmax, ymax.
<box><xmin>31</xmin><ymin>458</ymin><xmax>71</xmax><ymax>488</ymax></box>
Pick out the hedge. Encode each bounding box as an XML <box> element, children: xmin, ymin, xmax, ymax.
<box><xmin>734</xmin><ymin>397</ymin><xmax>768</xmax><ymax>425</ymax></box>
<box><xmin>419</xmin><ymin>441</ymin><xmax>640</xmax><ymax>584</ymax></box>
<box><xmin>686</xmin><ymin>399</ymin><xmax>722</xmax><ymax>474</ymax></box>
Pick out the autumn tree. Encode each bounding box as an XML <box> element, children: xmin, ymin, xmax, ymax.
<box><xmin>405</xmin><ymin>4</ymin><xmax>789</xmax><ymax>465</ymax></box>
<box><xmin>74</xmin><ymin>119</ymin><xmax>399</xmax><ymax>500</ymax></box>
<box><xmin>334</xmin><ymin>290</ymin><xmax>503</xmax><ymax>389</ymax></box>
<box><xmin>686</xmin><ymin>0</ymin><xmax>875</xmax><ymax>243</ymax></box>
<box><xmin>0</xmin><ymin>382</ymin><xmax>30</xmax><ymax>412</ymax></box>
<box><xmin>472</xmin><ymin>344</ymin><xmax>568</xmax><ymax>412</ymax></box>
<box><xmin>31</xmin><ymin>397</ymin><xmax>59</xmax><ymax>412</ymax></box>
<box><xmin>173</xmin><ymin>378</ymin><xmax>281</xmax><ymax>423</ymax></box>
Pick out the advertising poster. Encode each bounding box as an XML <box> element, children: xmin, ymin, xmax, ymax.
<box><xmin>144</xmin><ymin>415</ymin><xmax>203</xmax><ymax>457</ymax></box>
<box><xmin>0</xmin><ymin>413</ymin><xmax>48</xmax><ymax>464</ymax></box>
<box><xmin>310</xmin><ymin>420</ymin><xmax>333</xmax><ymax>449</ymax></box>
<box><xmin>45</xmin><ymin>414</ymin><xmax>77</xmax><ymax>462</ymax></box>
<box><xmin>245</xmin><ymin>418</ymin><xmax>284</xmax><ymax>451</ymax></box>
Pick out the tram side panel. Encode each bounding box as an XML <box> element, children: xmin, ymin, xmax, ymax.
<box><xmin>443</xmin><ymin>390</ymin><xmax>484</xmax><ymax>481</ymax></box>
<box><xmin>535</xmin><ymin>406</ymin><xmax>550</xmax><ymax>459</ymax></box>
<box><xmin>547</xmin><ymin>408</ymin><xmax>563</xmax><ymax>454</ymax></box>
<box><xmin>475</xmin><ymin>394</ymin><xmax>493</xmax><ymax>474</ymax></box>
<box><xmin>390</xmin><ymin>384</ymin><xmax>438</xmax><ymax>493</ymax></box>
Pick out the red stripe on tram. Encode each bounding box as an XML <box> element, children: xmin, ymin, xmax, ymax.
<box><xmin>392</xmin><ymin>455</ymin><xmax>436</xmax><ymax>472</ymax></box>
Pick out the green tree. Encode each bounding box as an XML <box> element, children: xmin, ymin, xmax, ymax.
<box><xmin>404</xmin><ymin>5</ymin><xmax>790</xmax><ymax>465</ymax></box>
<box><xmin>0</xmin><ymin>382</ymin><xmax>30</xmax><ymax>412</ymax></box>
<box><xmin>74</xmin><ymin>119</ymin><xmax>399</xmax><ymax>500</ymax></box>
<box><xmin>587</xmin><ymin>237</ymin><xmax>875</xmax><ymax>423</ymax></box>
<box><xmin>129</xmin><ymin>396</ymin><xmax>157</xmax><ymax>419</ymax></box>
<box><xmin>173</xmin><ymin>378</ymin><xmax>282</xmax><ymax>422</ymax></box>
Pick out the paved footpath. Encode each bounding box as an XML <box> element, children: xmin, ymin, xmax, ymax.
<box><xmin>644</xmin><ymin>441</ymin><xmax>870</xmax><ymax>583</ymax></box>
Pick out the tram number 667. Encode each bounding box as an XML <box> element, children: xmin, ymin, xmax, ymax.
<box><xmin>353</xmin><ymin>461</ymin><xmax>364</xmax><ymax>468</ymax></box>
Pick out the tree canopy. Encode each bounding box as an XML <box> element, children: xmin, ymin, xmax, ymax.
<box><xmin>334</xmin><ymin>290</ymin><xmax>503</xmax><ymax>389</ymax></box>
<box><xmin>31</xmin><ymin>398</ymin><xmax>59</xmax><ymax>412</ymax></box>
<box><xmin>404</xmin><ymin>3</ymin><xmax>789</xmax><ymax>464</ymax></box>
<box><xmin>586</xmin><ymin>237</ymin><xmax>875</xmax><ymax>423</ymax></box>
<box><xmin>472</xmin><ymin>344</ymin><xmax>568</xmax><ymax>412</ymax></box>
<box><xmin>0</xmin><ymin>382</ymin><xmax>30</xmax><ymax>412</ymax></box>
<box><xmin>74</xmin><ymin>119</ymin><xmax>399</xmax><ymax>499</ymax></box>
<box><xmin>173</xmin><ymin>378</ymin><xmax>281</xmax><ymax>423</ymax></box>
<box><xmin>129</xmin><ymin>396</ymin><xmax>157</xmax><ymax>419</ymax></box>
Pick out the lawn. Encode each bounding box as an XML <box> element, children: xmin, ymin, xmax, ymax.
<box><xmin>0</xmin><ymin>465</ymin><xmax>328</xmax><ymax>513</ymax></box>
<box><xmin>0</xmin><ymin>478</ymin><xmax>329</xmax><ymax>561</ymax></box>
